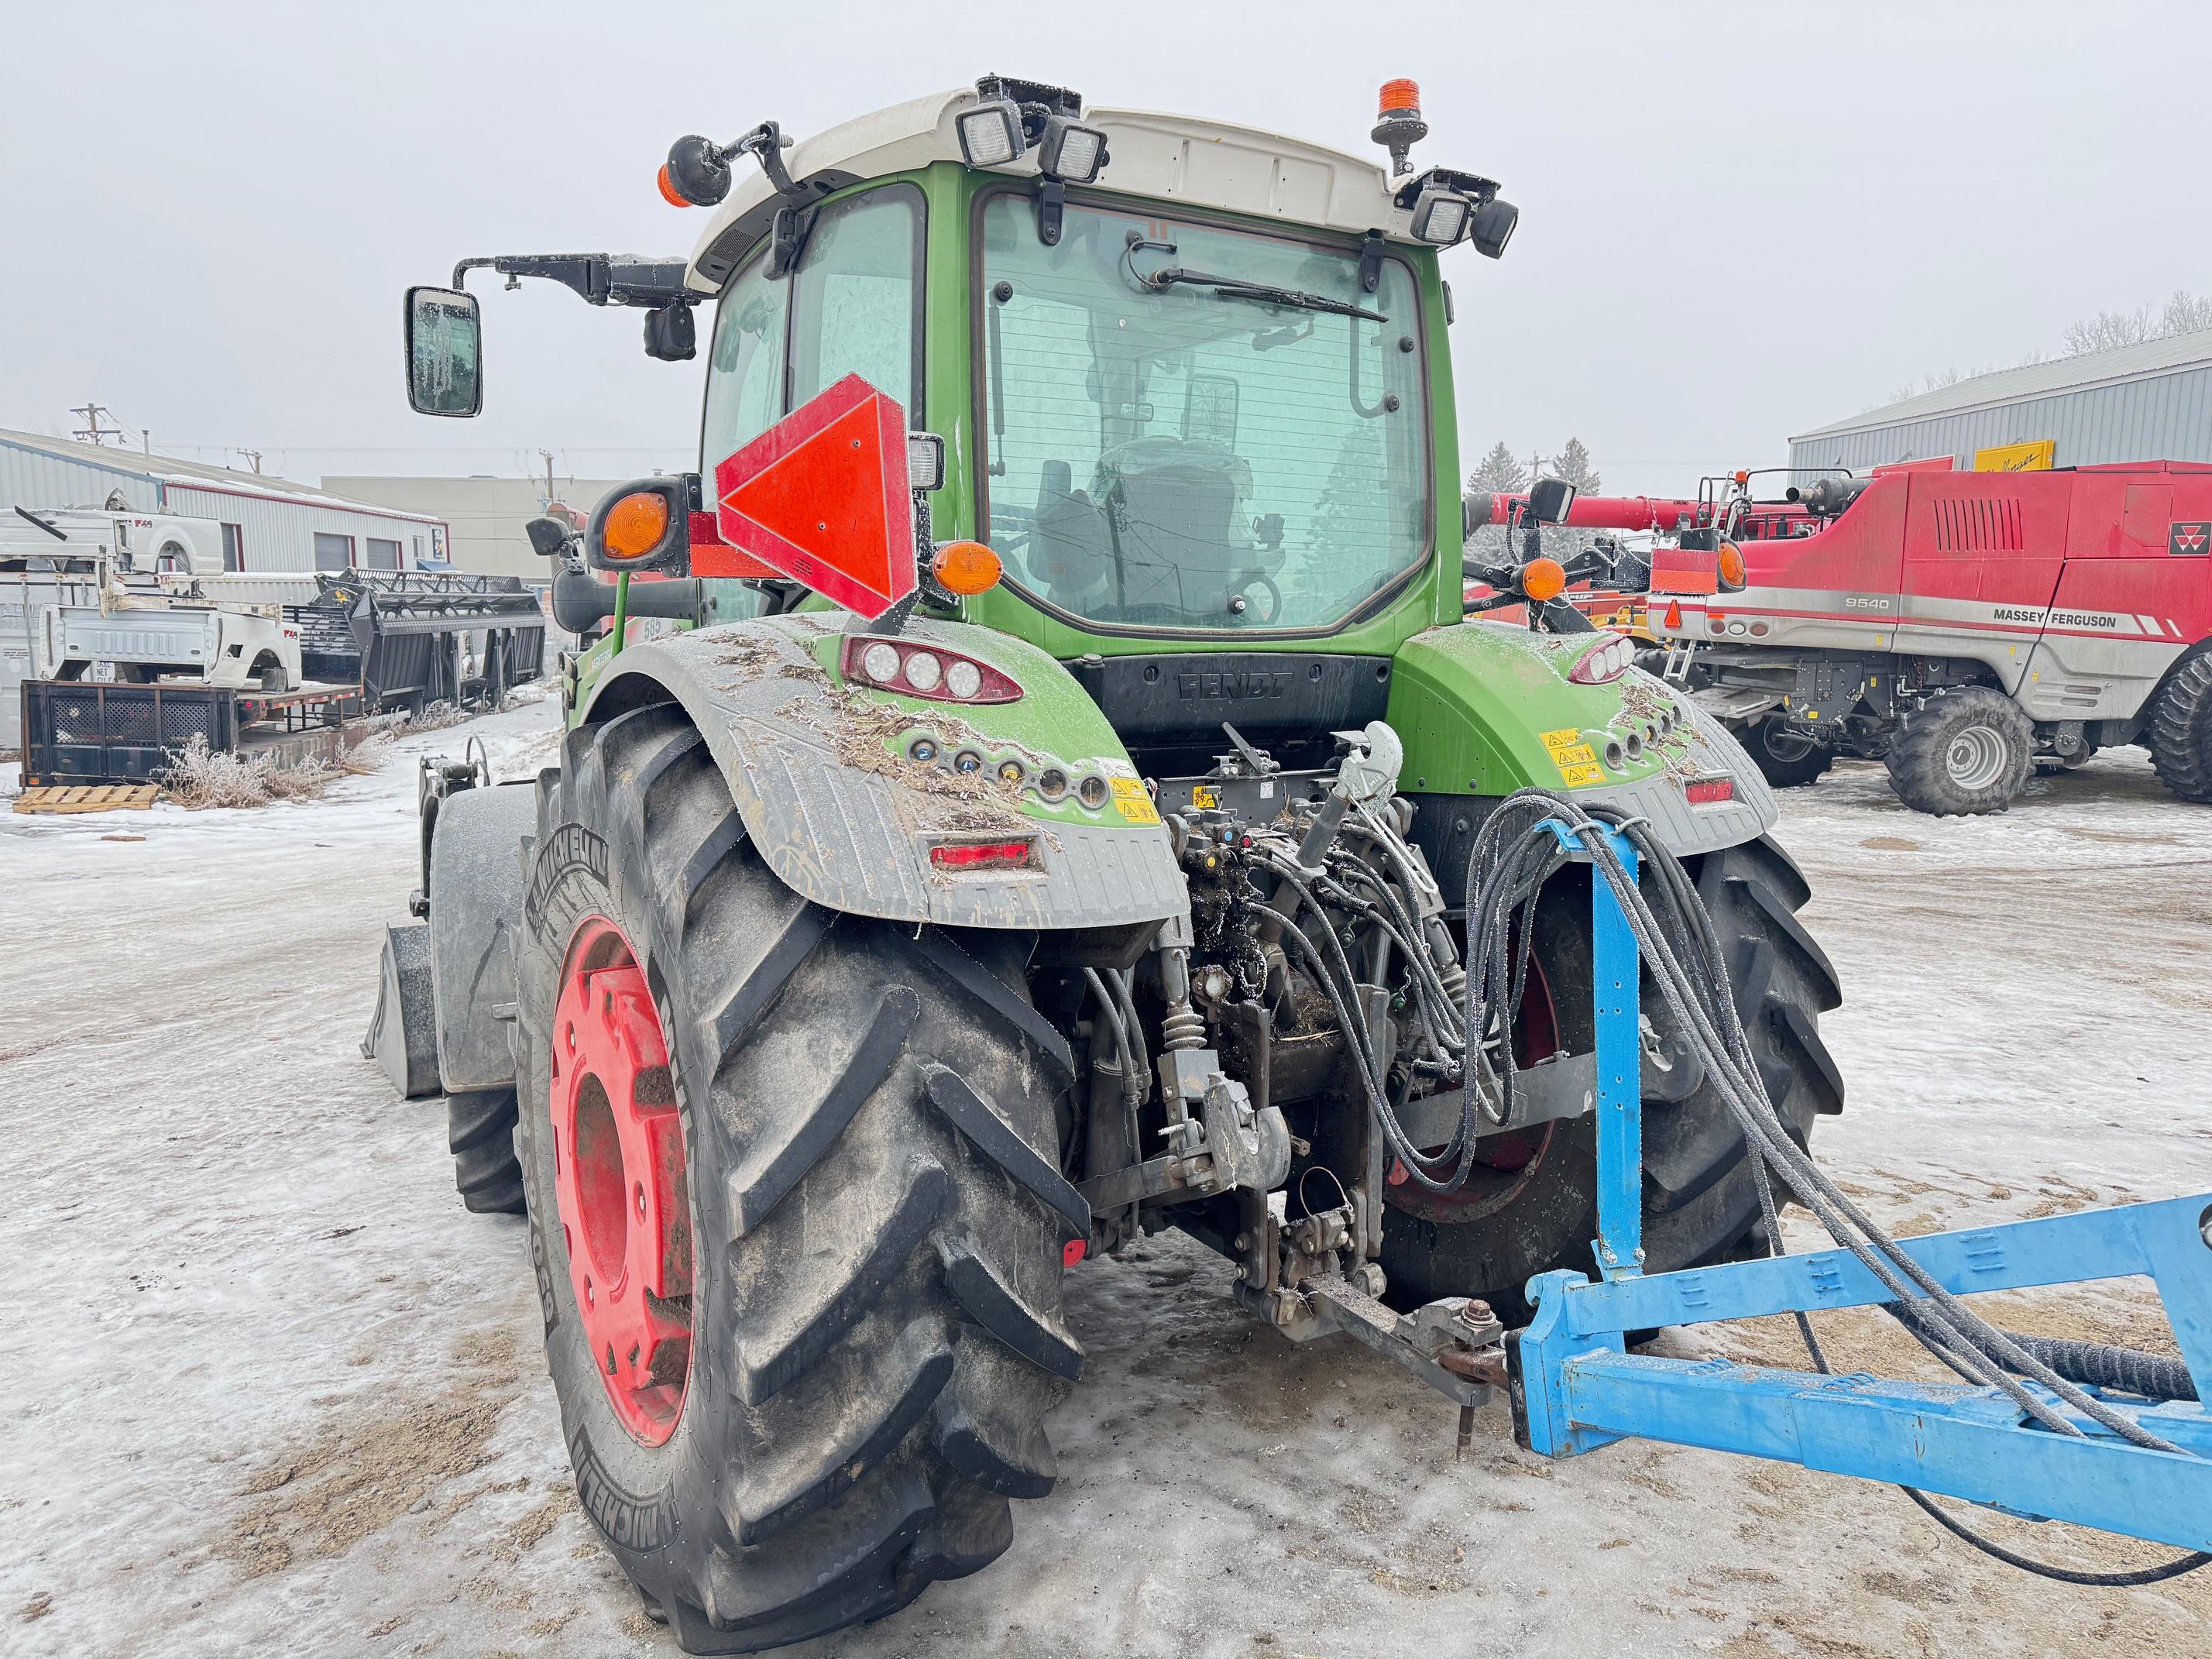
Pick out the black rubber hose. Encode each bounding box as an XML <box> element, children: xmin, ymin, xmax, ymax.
<box><xmin>1997</xmin><ymin>1333</ymin><xmax>2198</xmax><ymax>1404</ymax></box>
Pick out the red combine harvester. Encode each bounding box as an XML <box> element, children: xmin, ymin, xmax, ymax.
<box><xmin>1648</xmin><ymin>459</ymin><xmax>2212</xmax><ymax>814</ymax></box>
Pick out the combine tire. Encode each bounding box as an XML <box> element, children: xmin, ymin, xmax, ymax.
<box><xmin>1381</xmin><ymin>834</ymin><xmax>1843</xmax><ymax>1321</ymax></box>
<box><xmin>1742</xmin><ymin>717</ymin><xmax>1832</xmax><ymax>788</ymax></box>
<box><xmin>448</xmin><ymin>1087</ymin><xmax>525</xmax><ymax>1214</ymax></box>
<box><xmin>514</xmin><ymin>700</ymin><xmax>1077</xmax><ymax>1654</ymax></box>
<box><xmin>2151</xmin><ymin>648</ymin><xmax>2212</xmax><ymax>802</ymax></box>
<box><xmin>1884</xmin><ymin>685</ymin><xmax>2032</xmax><ymax>815</ymax></box>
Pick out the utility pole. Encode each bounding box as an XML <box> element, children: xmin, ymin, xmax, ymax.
<box><xmin>540</xmin><ymin>448</ymin><xmax>557</xmax><ymax>505</ymax></box>
<box><xmin>142</xmin><ymin>429</ymin><xmax>151</xmax><ymax>455</ymax></box>
<box><xmin>70</xmin><ymin>402</ymin><xmax>123</xmax><ymax>445</ymax></box>
<box><xmin>235</xmin><ymin>448</ymin><xmax>263</xmax><ymax>475</ymax></box>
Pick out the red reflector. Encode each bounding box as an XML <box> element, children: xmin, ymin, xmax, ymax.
<box><xmin>929</xmin><ymin>840</ymin><xmax>1035</xmax><ymax>871</ymax></box>
<box><xmin>1685</xmin><ymin>776</ymin><xmax>1735</xmax><ymax>805</ymax></box>
<box><xmin>1062</xmin><ymin>1238</ymin><xmax>1087</xmax><ymax>1268</ymax></box>
<box><xmin>1663</xmin><ymin>601</ymin><xmax>1684</xmax><ymax>629</ymax></box>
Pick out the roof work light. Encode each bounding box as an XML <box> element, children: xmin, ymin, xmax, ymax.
<box><xmin>956</xmin><ymin>98</ymin><xmax>1025</xmax><ymax>167</ymax></box>
<box><xmin>1039</xmin><ymin>118</ymin><xmax>1107</xmax><ymax>184</ymax></box>
<box><xmin>1409</xmin><ymin>184</ymin><xmax>1470</xmax><ymax>246</ymax></box>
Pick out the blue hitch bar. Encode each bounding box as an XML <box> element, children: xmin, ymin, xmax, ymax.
<box><xmin>1507</xmin><ymin>819</ymin><xmax>2212</xmax><ymax>1555</ymax></box>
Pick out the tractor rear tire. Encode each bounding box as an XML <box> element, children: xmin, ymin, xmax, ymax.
<box><xmin>1742</xmin><ymin>717</ymin><xmax>1833</xmax><ymax>788</ymax></box>
<box><xmin>448</xmin><ymin>1087</ymin><xmax>525</xmax><ymax>1214</ymax></box>
<box><xmin>1380</xmin><ymin>834</ymin><xmax>1843</xmax><ymax>1322</ymax></box>
<box><xmin>514</xmin><ymin>699</ymin><xmax>1077</xmax><ymax>1654</ymax></box>
<box><xmin>2150</xmin><ymin>648</ymin><xmax>2212</xmax><ymax>802</ymax></box>
<box><xmin>1884</xmin><ymin>685</ymin><xmax>2033</xmax><ymax>815</ymax></box>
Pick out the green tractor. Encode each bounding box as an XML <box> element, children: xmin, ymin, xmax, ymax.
<box><xmin>368</xmin><ymin>75</ymin><xmax>1842</xmax><ymax>1653</ymax></box>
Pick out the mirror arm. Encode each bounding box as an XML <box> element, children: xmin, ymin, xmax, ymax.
<box><xmin>449</xmin><ymin>253</ymin><xmax>692</xmax><ymax>309</ymax></box>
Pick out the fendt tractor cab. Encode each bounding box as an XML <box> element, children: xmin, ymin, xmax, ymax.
<box><xmin>372</xmin><ymin>78</ymin><xmax>1848</xmax><ymax>1650</ymax></box>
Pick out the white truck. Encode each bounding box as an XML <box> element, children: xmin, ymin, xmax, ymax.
<box><xmin>3</xmin><ymin>507</ymin><xmax>304</xmax><ymax>696</ymax></box>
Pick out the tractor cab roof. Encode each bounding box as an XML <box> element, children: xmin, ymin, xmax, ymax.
<box><xmin>684</xmin><ymin>87</ymin><xmax>1418</xmax><ymax>297</ymax></box>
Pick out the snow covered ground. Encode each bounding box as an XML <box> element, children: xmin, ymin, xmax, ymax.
<box><xmin>5</xmin><ymin>702</ymin><xmax>2209</xmax><ymax>1658</ymax></box>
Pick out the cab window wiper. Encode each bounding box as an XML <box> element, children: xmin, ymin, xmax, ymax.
<box><xmin>1122</xmin><ymin>237</ymin><xmax>1386</xmax><ymax>321</ymax></box>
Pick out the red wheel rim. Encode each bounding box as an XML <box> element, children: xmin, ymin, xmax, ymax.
<box><xmin>549</xmin><ymin>916</ymin><xmax>692</xmax><ymax>1446</ymax></box>
<box><xmin>1386</xmin><ymin>952</ymin><xmax>1563</xmax><ymax>1223</ymax></box>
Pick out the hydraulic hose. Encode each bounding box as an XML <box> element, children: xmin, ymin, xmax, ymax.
<box><xmin>1459</xmin><ymin>787</ymin><xmax>2208</xmax><ymax>1585</ymax></box>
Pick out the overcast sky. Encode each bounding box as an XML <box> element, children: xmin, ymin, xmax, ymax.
<box><xmin>5</xmin><ymin>2</ymin><xmax>2208</xmax><ymax>499</ymax></box>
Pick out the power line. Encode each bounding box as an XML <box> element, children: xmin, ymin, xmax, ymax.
<box><xmin>70</xmin><ymin>401</ymin><xmax>126</xmax><ymax>445</ymax></box>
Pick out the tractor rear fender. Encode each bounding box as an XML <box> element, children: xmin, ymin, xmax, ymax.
<box><xmin>1389</xmin><ymin>621</ymin><xmax>1780</xmax><ymax>857</ymax></box>
<box><xmin>578</xmin><ymin>614</ymin><xmax>1190</xmax><ymax>933</ymax></box>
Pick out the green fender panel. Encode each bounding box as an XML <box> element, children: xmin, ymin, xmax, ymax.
<box><xmin>1387</xmin><ymin>620</ymin><xmax>1778</xmax><ymax>854</ymax></box>
<box><xmin>579</xmin><ymin>614</ymin><xmax>1189</xmax><ymax>930</ymax></box>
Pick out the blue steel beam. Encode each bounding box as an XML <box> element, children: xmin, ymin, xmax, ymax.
<box><xmin>1540</xmin><ymin>1194</ymin><xmax>2212</xmax><ymax>1400</ymax></box>
<box><xmin>1536</xmin><ymin>819</ymin><xmax>1643</xmax><ymax>1283</ymax></box>
<box><xmin>1513</xmin><ymin>1345</ymin><xmax>2212</xmax><ymax>1552</ymax></box>
<box><xmin>1509</xmin><ymin>809</ymin><xmax>2212</xmax><ymax>1559</ymax></box>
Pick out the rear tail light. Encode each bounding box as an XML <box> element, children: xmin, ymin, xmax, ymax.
<box><xmin>929</xmin><ymin>839</ymin><xmax>1036</xmax><ymax>872</ymax></box>
<box><xmin>842</xmin><ymin>636</ymin><xmax>1022</xmax><ymax>703</ymax></box>
<box><xmin>1684</xmin><ymin>775</ymin><xmax>1735</xmax><ymax>806</ymax></box>
<box><xmin>1567</xmin><ymin>635</ymin><xmax>1634</xmax><ymax>685</ymax></box>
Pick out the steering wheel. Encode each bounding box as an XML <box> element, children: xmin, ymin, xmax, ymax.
<box><xmin>1227</xmin><ymin>571</ymin><xmax>1283</xmax><ymax>624</ymax></box>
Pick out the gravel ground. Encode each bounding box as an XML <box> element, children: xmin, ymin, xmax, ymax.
<box><xmin>5</xmin><ymin>698</ymin><xmax>2209</xmax><ymax>1658</ymax></box>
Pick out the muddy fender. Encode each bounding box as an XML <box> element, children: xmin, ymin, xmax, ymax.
<box><xmin>426</xmin><ymin>780</ymin><xmax>539</xmax><ymax>1091</ymax></box>
<box><xmin>581</xmin><ymin>617</ymin><xmax>1189</xmax><ymax>933</ymax></box>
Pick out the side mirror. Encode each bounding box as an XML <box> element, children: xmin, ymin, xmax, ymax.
<box><xmin>586</xmin><ymin>478</ymin><xmax>692</xmax><ymax>575</ymax></box>
<box><xmin>405</xmin><ymin>286</ymin><xmax>483</xmax><ymax>417</ymax></box>
<box><xmin>1528</xmin><ymin>476</ymin><xmax>1578</xmax><ymax>525</ymax></box>
<box><xmin>524</xmin><ymin>515</ymin><xmax>577</xmax><ymax>558</ymax></box>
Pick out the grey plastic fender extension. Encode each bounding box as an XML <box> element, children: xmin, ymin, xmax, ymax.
<box><xmin>1568</xmin><ymin>691</ymin><xmax>1781</xmax><ymax>857</ymax></box>
<box><xmin>585</xmin><ymin>622</ymin><xmax>1190</xmax><ymax>932</ymax></box>
<box><xmin>428</xmin><ymin>780</ymin><xmax>539</xmax><ymax>1092</ymax></box>
<box><xmin>362</xmin><ymin>920</ymin><xmax>439</xmax><ymax>1100</ymax></box>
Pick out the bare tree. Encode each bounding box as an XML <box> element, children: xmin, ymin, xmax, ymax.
<box><xmin>1466</xmin><ymin>440</ymin><xmax>1527</xmax><ymax>495</ymax></box>
<box><xmin>1885</xmin><ymin>287</ymin><xmax>2212</xmax><ymax>407</ymax></box>
<box><xmin>2065</xmin><ymin>304</ymin><xmax>2155</xmax><ymax>356</ymax></box>
<box><xmin>2162</xmin><ymin>290</ymin><xmax>2212</xmax><ymax>337</ymax></box>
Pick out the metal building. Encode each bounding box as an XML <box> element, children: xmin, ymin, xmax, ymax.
<box><xmin>1789</xmin><ymin>327</ymin><xmax>2212</xmax><ymax>477</ymax></box>
<box><xmin>0</xmin><ymin>428</ymin><xmax>449</xmax><ymax>572</ymax></box>
<box><xmin>323</xmin><ymin>473</ymin><xmax>636</xmax><ymax>579</ymax></box>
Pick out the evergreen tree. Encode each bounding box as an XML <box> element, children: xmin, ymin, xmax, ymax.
<box><xmin>1305</xmin><ymin>425</ymin><xmax>1387</xmax><ymax>607</ymax></box>
<box><xmin>1547</xmin><ymin>436</ymin><xmax>1601</xmax><ymax>495</ymax></box>
<box><xmin>1466</xmin><ymin>440</ymin><xmax>1527</xmax><ymax>496</ymax></box>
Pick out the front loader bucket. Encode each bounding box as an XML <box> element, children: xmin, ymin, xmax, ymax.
<box><xmin>363</xmin><ymin>921</ymin><xmax>440</xmax><ymax>1099</ymax></box>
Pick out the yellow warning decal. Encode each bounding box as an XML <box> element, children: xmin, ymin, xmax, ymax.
<box><xmin>1111</xmin><ymin>776</ymin><xmax>1162</xmax><ymax>826</ymax></box>
<box><xmin>1541</xmin><ymin>727</ymin><xmax>1606</xmax><ymax>785</ymax></box>
<box><xmin>1190</xmin><ymin>784</ymin><xmax>1219</xmax><ymax>809</ymax></box>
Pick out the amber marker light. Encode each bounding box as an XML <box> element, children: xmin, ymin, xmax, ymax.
<box><xmin>931</xmin><ymin>540</ymin><xmax>1003</xmax><ymax>596</ymax></box>
<box><xmin>657</xmin><ymin>164</ymin><xmax>692</xmax><ymax>208</ymax></box>
<box><xmin>1520</xmin><ymin>557</ymin><xmax>1568</xmax><ymax>603</ymax></box>
<box><xmin>1716</xmin><ymin>541</ymin><xmax>1749</xmax><ymax>591</ymax></box>
<box><xmin>603</xmin><ymin>491</ymin><xmax>672</xmax><ymax>560</ymax></box>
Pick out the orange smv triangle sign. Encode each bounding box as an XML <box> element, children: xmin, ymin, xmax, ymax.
<box><xmin>713</xmin><ymin>374</ymin><xmax>915</xmax><ymax>618</ymax></box>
